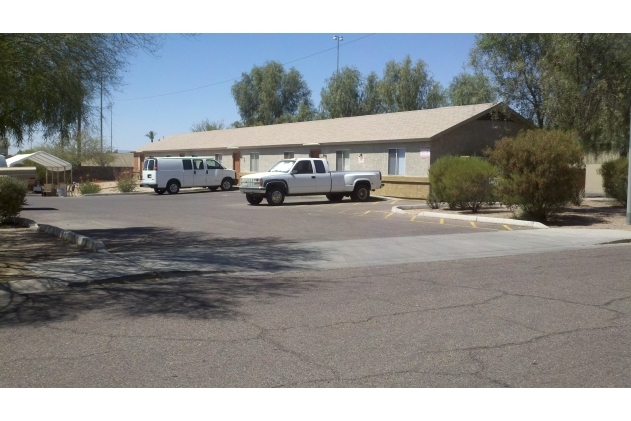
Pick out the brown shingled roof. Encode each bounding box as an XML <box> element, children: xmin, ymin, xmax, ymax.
<box><xmin>135</xmin><ymin>103</ymin><xmax>521</xmax><ymax>153</ymax></box>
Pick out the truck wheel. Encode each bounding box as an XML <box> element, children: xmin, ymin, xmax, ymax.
<box><xmin>266</xmin><ymin>187</ymin><xmax>285</xmax><ymax>206</ymax></box>
<box><xmin>246</xmin><ymin>194</ymin><xmax>263</xmax><ymax>205</ymax></box>
<box><xmin>326</xmin><ymin>193</ymin><xmax>344</xmax><ymax>202</ymax></box>
<box><xmin>154</xmin><ymin>188</ymin><xmax>166</xmax><ymax>195</ymax></box>
<box><xmin>166</xmin><ymin>180</ymin><xmax>180</xmax><ymax>194</ymax></box>
<box><xmin>350</xmin><ymin>184</ymin><xmax>370</xmax><ymax>202</ymax></box>
<box><xmin>220</xmin><ymin>178</ymin><xmax>233</xmax><ymax>191</ymax></box>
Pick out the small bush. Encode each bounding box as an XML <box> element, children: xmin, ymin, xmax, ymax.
<box><xmin>486</xmin><ymin>129</ymin><xmax>584</xmax><ymax>221</ymax></box>
<box><xmin>426</xmin><ymin>190</ymin><xmax>441</xmax><ymax>209</ymax></box>
<box><xmin>78</xmin><ymin>180</ymin><xmax>101</xmax><ymax>195</ymax></box>
<box><xmin>429</xmin><ymin>155</ymin><xmax>461</xmax><ymax>205</ymax></box>
<box><xmin>116</xmin><ymin>172</ymin><xmax>137</xmax><ymax>193</ymax></box>
<box><xmin>598</xmin><ymin>157</ymin><xmax>628</xmax><ymax>206</ymax></box>
<box><xmin>440</xmin><ymin>157</ymin><xmax>497</xmax><ymax>213</ymax></box>
<box><xmin>0</xmin><ymin>176</ymin><xmax>28</xmax><ymax>223</ymax></box>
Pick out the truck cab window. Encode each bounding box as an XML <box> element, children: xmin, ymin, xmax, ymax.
<box><xmin>314</xmin><ymin>160</ymin><xmax>326</xmax><ymax>173</ymax></box>
<box><xmin>294</xmin><ymin>160</ymin><xmax>313</xmax><ymax>174</ymax></box>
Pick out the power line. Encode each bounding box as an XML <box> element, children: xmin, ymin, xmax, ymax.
<box><xmin>116</xmin><ymin>34</ymin><xmax>375</xmax><ymax>102</ymax></box>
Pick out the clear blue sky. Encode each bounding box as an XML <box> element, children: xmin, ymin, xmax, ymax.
<box><xmin>109</xmin><ymin>33</ymin><xmax>477</xmax><ymax>152</ymax></box>
<box><xmin>8</xmin><ymin>2</ymin><xmax>618</xmax><ymax>155</ymax></box>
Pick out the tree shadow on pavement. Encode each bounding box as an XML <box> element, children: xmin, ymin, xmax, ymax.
<box><xmin>0</xmin><ymin>272</ymin><xmax>323</xmax><ymax>328</ymax></box>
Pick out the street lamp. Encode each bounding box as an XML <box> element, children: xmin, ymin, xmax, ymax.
<box><xmin>333</xmin><ymin>35</ymin><xmax>343</xmax><ymax>75</ymax></box>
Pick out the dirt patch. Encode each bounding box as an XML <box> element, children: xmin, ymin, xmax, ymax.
<box><xmin>413</xmin><ymin>199</ymin><xmax>630</xmax><ymax>231</ymax></box>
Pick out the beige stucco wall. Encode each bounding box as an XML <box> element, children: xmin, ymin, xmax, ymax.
<box><xmin>430</xmin><ymin>119</ymin><xmax>528</xmax><ymax>164</ymax></box>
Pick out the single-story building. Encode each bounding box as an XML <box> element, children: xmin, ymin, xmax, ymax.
<box><xmin>133</xmin><ymin>102</ymin><xmax>533</xmax><ymax>198</ymax></box>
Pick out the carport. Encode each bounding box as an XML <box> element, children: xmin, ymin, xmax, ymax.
<box><xmin>6</xmin><ymin>151</ymin><xmax>73</xmax><ymax>195</ymax></box>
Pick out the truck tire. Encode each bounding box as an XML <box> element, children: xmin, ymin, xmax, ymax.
<box><xmin>220</xmin><ymin>178</ymin><xmax>233</xmax><ymax>191</ymax></box>
<box><xmin>166</xmin><ymin>180</ymin><xmax>180</xmax><ymax>194</ymax></box>
<box><xmin>246</xmin><ymin>194</ymin><xmax>263</xmax><ymax>205</ymax></box>
<box><xmin>350</xmin><ymin>184</ymin><xmax>370</xmax><ymax>202</ymax></box>
<box><xmin>266</xmin><ymin>187</ymin><xmax>285</xmax><ymax>206</ymax></box>
<box><xmin>326</xmin><ymin>193</ymin><xmax>344</xmax><ymax>202</ymax></box>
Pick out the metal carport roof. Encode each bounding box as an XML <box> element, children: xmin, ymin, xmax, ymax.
<box><xmin>6</xmin><ymin>151</ymin><xmax>72</xmax><ymax>171</ymax></box>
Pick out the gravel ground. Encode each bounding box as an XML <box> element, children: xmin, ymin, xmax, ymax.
<box><xmin>418</xmin><ymin>198</ymin><xmax>631</xmax><ymax>231</ymax></box>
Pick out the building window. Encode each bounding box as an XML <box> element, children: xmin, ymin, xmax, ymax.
<box><xmin>388</xmin><ymin>148</ymin><xmax>405</xmax><ymax>175</ymax></box>
<box><xmin>336</xmin><ymin>150</ymin><xmax>350</xmax><ymax>171</ymax></box>
<box><xmin>215</xmin><ymin>154</ymin><xmax>222</xmax><ymax>163</ymax></box>
<box><xmin>284</xmin><ymin>151</ymin><xmax>294</xmax><ymax>159</ymax></box>
<box><xmin>250</xmin><ymin>153</ymin><xmax>259</xmax><ymax>172</ymax></box>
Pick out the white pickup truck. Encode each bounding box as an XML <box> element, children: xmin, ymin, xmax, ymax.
<box><xmin>240</xmin><ymin>158</ymin><xmax>382</xmax><ymax>205</ymax></box>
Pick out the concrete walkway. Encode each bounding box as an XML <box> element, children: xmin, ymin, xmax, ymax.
<box><xmin>6</xmin><ymin>225</ymin><xmax>631</xmax><ymax>294</ymax></box>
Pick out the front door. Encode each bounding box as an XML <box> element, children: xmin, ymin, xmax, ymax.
<box><xmin>232</xmin><ymin>152</ymin><xmax>241</xmax><ymax>182</ymax></box>
<box><xmin>291</xmin><ymin>159</ymin><xmax>316</xmax><ymax>194</ymax></box>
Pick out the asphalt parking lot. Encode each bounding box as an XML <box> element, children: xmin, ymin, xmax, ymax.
<box><xmin>19</xmin><ymin>189</ymin><xmax>529</xmax><ymax>251</ymax></box>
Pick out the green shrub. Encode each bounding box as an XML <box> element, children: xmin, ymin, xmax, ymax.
<box><xmin>0</xmin><ymin>176</ymin><xmax>28</xmax><ymax>223</ymax></box>
<box><xmin>486</xmin><ymin>130</ymin><xmax>584</xmax><ymax>221</ymax></box>
<box><xmin>598</xmin><ymin>157</ymin><xmax>628</xmax><ymax>205</ymax></box>
<box><xmin>439</xmin><ymin>157</ymin><xmax>497</xmax><ymax>213</ymax></box>
<box><xmin>429</xmin><ymin>155</ymin><xmax>462</xmax><ymax>208</ymax></box>
<box><xmin>78</xmin><ymin>180</ymin><xmax>101</xmax><ymax>195</ymax></box>
<box><xmin>116</xmin><ymin>171</ymin><xmax>137</xmax><ymax>193</ymax></box>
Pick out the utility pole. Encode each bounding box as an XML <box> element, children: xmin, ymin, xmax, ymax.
<box><xmin>627</xmin><ymin>107</ymin><xmax>631</xmax><ymax>224</ymax></box>
<box><xmin>333</xmin><ymin>35</ymin><xmax>343</xmax><ymax>75</ymax></box>
<box><xmin>100</xmin><ymin>76</ymin><xmax>103</xmax><ymax>154</ymax></box>
<box><xmin>109</xmin><ymin>102</ymin><xmax>114</xmax><ymax>152</ymax></box>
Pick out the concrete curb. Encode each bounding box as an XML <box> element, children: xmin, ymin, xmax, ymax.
<box><xmin>12</xmin><ymin>217</ymin><xmax>109</xmax><ymax>252</ymax></box>
<box><xmin>390</xmin><ymin>206</ymin><xmax>549</xmax><ymax>229</ymax></box>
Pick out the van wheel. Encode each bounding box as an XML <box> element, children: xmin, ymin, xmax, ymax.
<box><xmin>246</xmin><ymin>194</ymin><xmax>263</xmax><ymax>205</ymax></box>
<box><xmin>154</xmin><ymin>188</ymin><xmax>166</xmax><ymax>195</ymax></box>
<box><xmin>350</xmin><ymin>184</ymin><xmax>370</xmax><ymax>202</ymax></box>
<box><xmin>326</xmin><ymin>193</ymin><xmax>344</xmax><ymax>202</ymax></box>
<box><xmin>167</xmin><ymin>181</ymin><xmax>180</xmax><ymax>194</ymax></box>
<box><xmin>208</xmin><ymin>186</ymin><xmax>218</xmax><ymax>191</ymax></box>
<box><xmin>220</xmin><ymin>178</ymin><xmax>233</xmax><ymax>191</ymax></box>
<box><xmin>266</xmin><ymin>187</ymin><xmax>285</xmax><ymax>206</ymax></box>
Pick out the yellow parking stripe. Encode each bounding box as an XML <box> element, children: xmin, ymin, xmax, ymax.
<box><xmin>503</xmin><ymin>224</ymin><xmax>513</xmax><ymax>231</ymax></box>
<box><xmin>385</xmin><ymin>212</ymin><xmax>393</xmax><ymax>219</ymax></box>
<box><xmin>440</xmin><ymin>218</ymin><xmax>444</xmax><ymax>224</ymax></box>
<box><xmin>390</xmin><ymin>200</ymin><xmax>400</xmax><ymax>205</ymax></box>
<box><xmin>361</xmin><ymin>211</ymin><xmax>371</xmax><ymax>216</ymax></box>
<box><xmin>470</xmin><ymin>221</ymin><xmax>477</xmax><ymax>228</ymax></box>
<box><xmin>410</xmin><ymin>215</ymin><xmax>417</xmax><ymax>222</ymax></box>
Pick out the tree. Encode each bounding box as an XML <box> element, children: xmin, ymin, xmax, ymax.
<box><xmin>145</xmin><ymin>131</ymin><xmax>157</xmax><ymax>143</ymax></box>
<box><xmin>319</xmin><ymin>67</ymin><xmax>364</xmax><ymax>119</ymax></box>
<box><xmin>25</xmin><ymin>131</ymin><xmax>115</xmax><ymax>169</ymax></box>
<box><xmin>0</xmin><ymin>34</ymin><xmax>163</xmax><ymax>148</ymax></box>
<box><xmin>378</xmin><ymin>55</ymin><xmax>446</xmax><ymax>112</ymax></box>
<box><xmin>541</xmin><ymin>34</ymin><xmax>631</xmax><ymax>154</ymax></box>
<box><xmin>471</xmin><ymin>34</ymin><xmax>549</xmax><ymax>128</ymax></box>
<box><xmin>319</xmin><ymin>67</ymin><xmax>385</xmax><ymax>119</ymax></box>
<box><xmin>447</xmin><ymin>72</ymin><xmax>497</xmax><ymax>106</ymax></box>
<box><xmin>191</xmin><ymin>119</ymin><xmax>225</xmax><ymax>132</ymax></box>
<box><xmin>471</xmin><ymin>33</ymin><xmax>631</xmax><ymax>153</ymax></box>
<box><xmin>231</xmin><ymin>61</ymin><xmax>313</xmax><ymax>126</ymax></box>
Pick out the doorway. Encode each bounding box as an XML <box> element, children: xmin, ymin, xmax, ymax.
<box><xmin>232</xmin><ymin>152</ymin><xmax>241</xmax><ymax>181</ymax></box>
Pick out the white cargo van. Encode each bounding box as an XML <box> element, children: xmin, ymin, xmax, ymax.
<box><xmin>140</xmin><ymin>156</ymin><xmax>237</xmax><ymax>195</ymax></box>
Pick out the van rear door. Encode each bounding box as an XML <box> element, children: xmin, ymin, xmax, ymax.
<box><xmin>142</xmin><ymin>159</ymin><xmax>157</xmax><ymax>186</ymax></box>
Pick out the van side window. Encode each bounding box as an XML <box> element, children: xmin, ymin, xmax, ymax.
<box><xmin>193</xmin><ymin>159</ymin><xmax>204</xmax><ymax>170</ymax></box>
<box><xmin>182</xmin><ymin>159</ymin><xmax>193</xmax><ymax>170</ymax></box>
<box><xmin>206</xmin><ymin>159</ymin><xmax>220</xmax><ymax>169</ymax></box>
<box><xmin>314</xmin><ymin>160</ymin><xmax>326</xmax><ymax>174</ymax></box>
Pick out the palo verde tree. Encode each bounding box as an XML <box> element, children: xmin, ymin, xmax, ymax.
<box><xmin>231</xmin><ymin>61</ymin><xmax>313</xmax><ymax>127</ymax></box>
<box><xmin>190</xmin><ymin>119</ymin><xmax>225</xmax><ymax>132</ymax></box>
